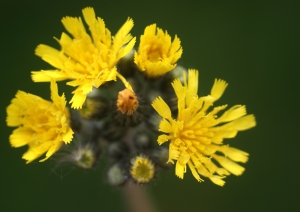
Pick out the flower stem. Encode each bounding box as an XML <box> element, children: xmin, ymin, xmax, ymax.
<box><xmin>117</xmin><ymin>72</ymin><xmax>133</xmax><ymax>91</ymax></box>
<box><xmin>123</xmin><ymin>181</ymin><xmax>158</xmax><ymax>212</ymax></box>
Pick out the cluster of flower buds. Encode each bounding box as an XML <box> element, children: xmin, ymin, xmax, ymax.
<box><xmin>6</xmin><ymin>7</ymin><xmax>256</xmax><ymax>187</ymax></box>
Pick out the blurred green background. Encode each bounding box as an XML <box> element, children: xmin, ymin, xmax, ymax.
<box><xmin>1</xmin><ymin>0</ymin><xmax>299</xmax><ymax>211</ymax></box>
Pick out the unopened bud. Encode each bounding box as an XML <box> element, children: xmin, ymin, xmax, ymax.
<box><xmin>117</xmin><ymin>88</ymin><xmax>139</xmax><ymax>116</ymax></box>
<box><xmin>107</xmin><ymin>163</ymin><xmax>128</xmax><ymax>186</ymax></box>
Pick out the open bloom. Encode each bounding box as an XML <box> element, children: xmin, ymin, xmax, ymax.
<box><xmin>134</xmin><ymin>24</ymin><xmax>182</xmax><ymax>77</ymax></box>
<box><xmin>31</xmin><ymin>7</ymin><xmax>136</xmax><ymax>109</ymax></box>
<box><xmin>6</xmin><ymin>81</ymin><xmax>74</xmax><ymax>163</ymax></box>
<box><xmin>152</xmin><ymin>69</ymin><xmax>256</xmax><ymax>186</ymax></box>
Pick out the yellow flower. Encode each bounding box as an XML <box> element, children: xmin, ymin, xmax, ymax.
<box><xmin>130</xmin><ymin>155</ymin><xmax>155</xmax><ymax>183</ymax></box>
<box><xmin>152</xmin><ymin>69</ymin><xmax>256</xmax><ymax>186</ymax></box>
<box><xmin>6</xmin><ymin>81</ymin><xmax>74</xmax><ymax>163</ymax></box>
<box><xmin>134</xmin><ymin>24</ymin><xmax>182</xmax><ymax>77</ymax></box>
<box><xmin>31</xmin><ymin>7</ymin><xmax>136</xmax><ymax>109</ymax></box>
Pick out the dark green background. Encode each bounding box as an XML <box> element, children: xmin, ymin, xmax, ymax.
<box><xmin>1</xmin><ymin>0</ymin><xmax>298</xmax><ymax>211</ymax></box>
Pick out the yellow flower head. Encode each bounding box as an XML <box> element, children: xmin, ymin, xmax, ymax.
<box><xmin>130</xmin><ymin>155</ymin><xmax>155</xmax><ymax>183</ymax></box>
<box><xmin>6</xmin><ymin>81</ymin><xmax>74</xmax><ymax>163</ymax></box>
<box><xmin>134</xmin><ymin>24</ymin><xmax>182</xmax><ymax>77</ymax></box>
<box><xmin>152</xmin><ymin>69</ymin><xmax>256</xmax><ymax>186</ymax></box>
<box><xmin>31</xmin><ymin>7</ymin><xmax>136</xmax><ymax>109</ymax></box>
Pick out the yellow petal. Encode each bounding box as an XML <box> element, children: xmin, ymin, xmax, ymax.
<box><xmin>116</xmin><ymin>37</ymin><xmax>136</xmax><ymax>61</ymax></box>
<box><xmin>6</xmin><ymin>94</ymin><xmax>27</xmax><ymax>126</ymax></box>
<box><xmin>63</xmin><ymin>128</ymin><xmax>74</xmax><ymax>144</ymax></box>
<box><xmin>211</xmin><ymin>79</ymin><xmax>228</xmax><ymax>101</ymax></box>
<box><xmin>70</xmin><ymin>94</ymin><xmax>86</xmax><ymax>109</ymax></box>
<box><xmin>50</xmin><ymin>80</ymin><xmax>67</xmax><ymax>111</ymax></box>
<box><xmin>82</xmin><ymin>7</ymin><xmax>96</xmax><ymax>27</ymax></box>
<box><xmin>187</xmin><ymin>69</ymin><xmax>198</xmax><ymax>98</ymax></box>
<box><xmin>114</xmin><ymin>17</ymin><xmax>135</xmax><ymax>58</ymax></box>
<box><xmin>22</xmin><ymin>148</ymin><xmax>44</xmax><ymax>164</ymax></box>
<box><xmin>168</xmin><ymin>142</ymin><xmax>180</xmax><ymax>163</ymax></box>
<box><xmin>114</xmin><ymin>18</ymin><xmax>134</xmax><ymax>45</ymax></box>
<box><xmin>169</xmin><ymin>35</ymin><xmax>183</xmax><ymax>63</ymax></box>
<box><xmin>159</xmin><ymin>118</ymin><xmax>173</xmax><ymax>132</ymax></box>
<box><xmin>61</xmin><ymin>16</ymin><xmax>89</xmax><ymax>40</ymax></box>
<box><xmin>213</xmin><ymin>155</ymin><xmax>245</xmax><ymax>176</ymax></box>
<box><xmin>31</xmin><ymin>70</ymin><xmax>69</xmax><ymax>82</ymax></box>
<box><xmin>175</xmin><ymin>161</ymin><xmax>185</xmax><ymax>179</ymax></box>
<box><xmin>195</xmin><ymin>162</ymin><xmax>211</xmax><ymax>177</ymax></box>
<box><xmin>35</xmin><ymin>44</ymin><xmax>64</xmax><ymax>69</ymax></box>
<box><xmin>225</xmin><ymin>147</ymin><xmax>249</xmax><ymax>163</ymax></box>
<box><xmin>9</xmin><ymin>128</ymin><xmax>32</xmax><ymax>147</ymax></box>
<box><xmin>231</xmin><ymin>114</ymin><xmax>256</xmax><ymax>130</ymax></box>
<box><xmin>69</xmin><ymin>82</ymin><xmax>94</xmax><ymax>109</ymax></box>
<box><xmin>217</xmin><ymin>105</ymin><xmax>247</xmax><ymax>123</ymax></box>
<box><xmin>152</xmin><ymin>97</ymin><xmax>172</xmax><ymax>119</ymax></box>
<box><xmin>215</xmin><ymin>168</ymin><xmax>231</xmax><ymax>176</ymax></box>
<box><xmin>209</xmin><ymin>175</ymin><xmax>226</xmax><ymax>186</ymax></box>
<box><xmin>157</xmin><ymin>134</ymin><xmax>171</xmax><ymax>145</ymax></box>
<box><xmin>214</xmin><ymin>129</ymin><xmax>238</xmax><ymax>139</ymax></box>
<box><xmin>171</xmin><ymin>78</ymin><xmax>185</xmax><ymax>99</ymax></box>
<box><xmin>82</xmin><ymin>7</ymin><xmax>108</xmax><ymax>48</ymax></box>
<box><xmin>69</xmin><ymin>87</ymin><xmax>90</xmax><ymax>109</ymax></box>
<box><xmin>177</xmin><ymin>151</ymin><xmax>190</xmax><ymax>167</ymax></box>
<box><xmin>39</xmin><ymin>139</ymin><xmax>63</xmax><ymax>162</ymax></box>
<box><xmin>50</xmin><ymin>80</ymin><xmax>59</xmax><ymax>102</ymax></box>
<box><xmin>187</xmin><ymin>161</ymin><xmax>203</xmax><ymax>182</ymax></box>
